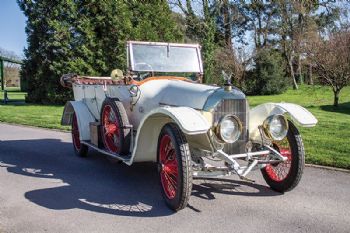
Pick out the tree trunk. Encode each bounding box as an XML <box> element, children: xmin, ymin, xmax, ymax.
<box><xmin>201</xmin><ymin>0</ymin><xmax>215</xmax><ymax>84</ymax></box>
<box><xmin>222</xmin><ymin>0</ymin><xmax>233</xmax><ymax>51</ymax></box>
<box><xmin>289</xmin><ymin>59</ymin><xmax>299</xmax><ymax>90</ymax></box>
<box><xmin>296</xmin><ymin>54</ymin><xmax>303</xmax><ymax>84</ymax></box>
<box><xmin>333</xmin><ymin>89</ymin><xmax>340</xmax><ymax>107</ymax></box>
<box><xmin>257</xmin><ymin>11</ymin><xmax>262</xmax><ymax>50</ymax></box>
<box><xmin>186</xmin><ymin>0</ymin><xmax>195</xmax><ymax>16</ymax></box>
<box><xmin>308</xmin><ymin>64</ymin><xmax>313</xmax><ymax>85</ymax></box>
<box><xmin>296</xmin><ymin>13</ymin><xmax>303</xmax><ymax>85</ymax></box>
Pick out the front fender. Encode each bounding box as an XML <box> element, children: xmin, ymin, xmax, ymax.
<box><xmin>249</xmin><ymin>103</ymin><xmax>317</xmax><ymax>141</ymax></box>
<box><xmin>61</xmin><ymin>101</ymin><xmax>96</xmax><ymax>140</ymax></box>
<box><xmin>127</xmin><ymin>106</ymin><xmax>211</xmax><ymax>164</ymax></box>
<box><xmin>153</xmin><ymin>106</ymin><xmax>210</xmax><ymax>135</ymax></box>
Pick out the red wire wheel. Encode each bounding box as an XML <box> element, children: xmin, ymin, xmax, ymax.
<box><xmin>157</xmin><ymin>123</ymin><xmax>192</xmax><ymax>211</ymax></box>
<box><xmin>100</xmin><ymin>98</ymin><xmax>130</xmax><ymax>155</ymax></box>
<box><xmin>265</xmin><ymin>145</ymin><xmax>292</xmax><ymax>182</ymax></box>
<box><xmin>261</xmin><ymin>120</ymin><xmax>305</xmax><ymax>192</ymax></box>
<box><xmin>71</xmin><ymin>112</ymin><xmax>88</xmax><ymax>157</ymax></box>
<box><xmin>159</xmin><ymin>134</ymin><xmax>179</xmax><ymax>200</ymax></box>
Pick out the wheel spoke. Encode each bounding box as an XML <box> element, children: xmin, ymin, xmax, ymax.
<box><xmin>164</xmin><ymin>171</ymin><xmax>177</xmax><ymax>188</ymax></box>
<box><xmin>265</xmin><ymin>142</ymin><xmax>293</xmax><ymax>182</ymax></box>
<box><xmin>72</xmin><ymin>113</ymin><xmax>81</xmax><ymax>150</ymax></box>
<box><xmin>164</xmin><ymin>161</ymin><xmax>178</xmax><ymax>176</ymax></box>
<box><xmin>280</xmin><ymin>148</ymin><xmax>292</xmax><ymax>161</ymax></box>
<box><xmin>105</xmin><ymin>124</ymin><xmax>117</xmax><ymax>135</ymax></box>
<box><xmin>164</xmin><ymin>149</ymin><xmax>175</xmax><ymax>164</ymax></box>
<box><xmin>104</xmin><ymin>108</ymin><xmax>111</xmax><ymax>124</ymax></box>
<box><xmin>101</xmin><ymin>104</ymin><xmax>121</xmax><ymax>153</ymax></box>
<box><xmin>159</xmin><ymin>134</ymin><xmax>179</xmax><ymax>200</ymax></box>
<box><xmin>165</xmin><ymin>163</ymin><xmax>178</xmax><ymax>173</ymax></box>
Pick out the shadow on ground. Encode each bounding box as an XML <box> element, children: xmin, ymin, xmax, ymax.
<box><xmin>0</xmin><ymin>89</ymin><xmax>26</xmax><ymax>105</ymax></box>
<box><xmin>0</xmin><ymin>102</ymin><xmax>26</xmax><ymax>106</ymax></box>
<box><xmin>320</xmin><ymin>102</ymin><xmax>350</xmax><ymax>115</ymax></box>
<box><xmin>0</xmin><ymin>138</ymin><xmax>279</xmax><ymax>217</ymax></box>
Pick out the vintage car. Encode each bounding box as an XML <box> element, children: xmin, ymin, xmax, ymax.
<box><xmin>60</xmin><ymin>41</ymin><xmax>317</xmax><ymax>211</ymax></box>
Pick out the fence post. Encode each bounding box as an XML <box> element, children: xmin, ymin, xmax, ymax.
<box><xmin>0</xmin><ymin>59</ymin><xmax>4</xmax><ymax>91</ymax></box>
<box><xmin>3</xmin><ymin>90</ymin><xmax>8</xmax><ymax>104</ymax></box>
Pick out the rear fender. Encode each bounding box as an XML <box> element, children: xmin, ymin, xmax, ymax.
<box><xmin>61</xmin><ymin>101</ymin><xmax>96</xmax><ymax>140</ymax></box>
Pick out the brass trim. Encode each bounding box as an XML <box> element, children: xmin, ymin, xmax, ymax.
<box><xmin>203</xmin><ymin>88</ymin><xmax>246</xmax><ymax>111</ymax></box>
<box><xmin>262</xmin><ymin>114</ymin><xmax>289</xmax><ymax>141</ymax></box>
<box><xmin>214</xmin><ymin>114</ymin><xmax>243</xmax><ymax>143</ymax></box>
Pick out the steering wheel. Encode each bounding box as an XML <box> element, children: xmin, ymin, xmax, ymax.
<box><xmin>134</xmin><ymin>62</ymin><xmax>154</xmax><ymax>79</ymax></box>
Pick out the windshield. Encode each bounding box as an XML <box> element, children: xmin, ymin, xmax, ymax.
<box><xmin>128</xmin><ymin>42</ymin><xmax>203</xmax><ymax>73</ymax></box>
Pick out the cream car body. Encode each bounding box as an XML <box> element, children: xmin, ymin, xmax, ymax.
<box><xmin>61</xmin><ymin>41</ymin><xmax>317</xmax><ymax>211</ymax></box>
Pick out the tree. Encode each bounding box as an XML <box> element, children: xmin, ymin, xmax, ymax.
<box><xmin>213</xmin><ymin>0</ymin><xmax>241</xmax><ymax>51</ymax></box>
<box><xmin>18</xmin><ymin>0</ymin><xmax>79</xmax><ymax>103</ymax></box>
<box><xmin>130</xmin><ymin>0</ymin><xmax>183</xmax><ymax>43</ymax></box>
<box><xmin>212</xmin><ymin>0</ymin><xmax>250</xmax><ymax>84</ymax></box>
<box><xmin>275</xmin><ymin>0</ymin><xmax>303</xmax><ymax>90</ymax></box>
<box><xmin>241</xmin><ymin>1</ymin><xmax>279</xmax><ymax>51</ymax></box>
<box><xmin>220</xmin><ymin>0</ymin><xmax>233</xmax><ymax>50</ymax></box>
<box><xmin>18</xmin><ymin>0</ymin><xmax>183</xmax><ymax>104</ymax></box>
<box><xmin>245</xmin><ymin>48</ymin><xmax>287</xmax><ymax>95</ymax></box>
<box><xmin>274</xmin><ymin>0</ymin><xmax>341</xmax><ymax>90</ymax></box>
<box><xmin>308</xmin><ymin>30</ymin><xmax>350</xmax><ymax>107</ymax></box>
<box><xmin>213</xmin><ymin>46</ymin><xmax>244</xmax><ymax>86</ymax></box>
<box><xmin>72</xmin><ymin>0</ymin><xmax>132</xmax><ymax>75</ymax></box>
<box><xmin>170</xmin><ymin>0</ymin><xmax>217</xmax><ymax>83</ymax></box>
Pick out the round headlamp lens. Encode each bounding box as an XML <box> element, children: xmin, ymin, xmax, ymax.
<box><xmin>218</xmin><ymin>115</ymin><xmax>242</xmax><ymax>143</ymax></box>
<box><xmin>264</xmin><ymin>115</ymin><xmax>288</xmax><ymax>141</ymax></box>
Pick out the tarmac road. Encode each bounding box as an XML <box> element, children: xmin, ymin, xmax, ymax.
<box><xmin>0</xmin><ymin>123</ymin><xmax>349</xmax><ymax>233</ymax></box>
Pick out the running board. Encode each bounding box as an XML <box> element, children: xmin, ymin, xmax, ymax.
<box><xmin>81</xmin><ymin>140</ymin><xmax>131</xmax><ymax>163</ymax></box>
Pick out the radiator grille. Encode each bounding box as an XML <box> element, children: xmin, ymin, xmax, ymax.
<box><xmin>213</xmin><ymin>99</ymin><xmax>249</xmax><ymax>154</ymax></box>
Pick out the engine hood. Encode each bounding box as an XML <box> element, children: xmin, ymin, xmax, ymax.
<box><xmin>138</xmin><ymin>79</ymin><xmax>245</xmax><ymax>111</ymax></box>
<box><xmin>203</xmin><ymin>87</ymin><xmax>246</xmax><ymax>111</ymax></box>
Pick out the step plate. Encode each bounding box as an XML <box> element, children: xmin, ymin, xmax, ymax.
<box><xmin>81</xmin><ymin>140</ymin><xmax>131</xmax><ymax>163</ymax></box>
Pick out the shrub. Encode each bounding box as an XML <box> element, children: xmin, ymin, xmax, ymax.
<box><xmin>244</xmin><ymin>49</ymin><xmax>288</xmax><ymax>95</ymax></box>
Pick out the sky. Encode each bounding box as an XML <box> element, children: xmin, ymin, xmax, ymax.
<box><xmin>0</xmin><ymin>0</ymin><xmax>27</xmax><ymax>57</ymax></box>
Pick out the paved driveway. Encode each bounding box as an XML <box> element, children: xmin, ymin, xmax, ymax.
<box><xmin>0</xmin><ymin>123</ymin><xmax>349</xmax><ymax>233</ymax></box>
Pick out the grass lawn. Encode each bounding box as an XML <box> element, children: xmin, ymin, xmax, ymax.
<box><xmin>0</xmin><ymin>88</ymin><xmax>69</xmax><ymax>130</ymax></box>
<box><xmin>0</xmin><ymin>85</ymin><xmax>349</xmax><ymax>169</ymax></box>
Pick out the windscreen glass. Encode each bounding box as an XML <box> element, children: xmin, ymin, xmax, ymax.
<box><xmin>130</xmin><ymin>44</ymin><xmax>202</xmax><ymax>73</ymax></box>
